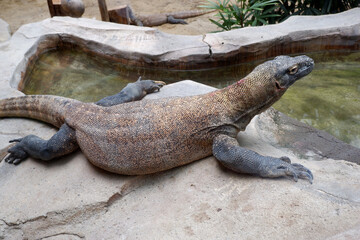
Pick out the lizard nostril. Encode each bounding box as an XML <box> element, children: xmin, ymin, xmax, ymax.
<box><xmin>275</xmin><ymin>81</ymin><xmax>282</xmax><ymax>90</ymax></box>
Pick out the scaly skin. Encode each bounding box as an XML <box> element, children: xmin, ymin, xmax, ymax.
<box><xmin>126</xmin><ymin>6</ymin><xmax>215</xmax><ymax>27</ymax></box>
<box><xmin>1</xmin><ymin>56</ymin><xmax>314</xmax><ymax>183</ymax></box>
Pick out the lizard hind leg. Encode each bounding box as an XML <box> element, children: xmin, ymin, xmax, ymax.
<box><xmin>167</xmin><ymin>16</ymin><xmax>187</xmax><ymax>24</ymax></box>
<box><xmin>212</xmin><ymin>134</ymin><xmax>313</xmax><ymax>183</ymax></box>
<box><xmin>5</xmin><ymin>124</ymin><xmax>78</xmax><ymax>165</ymax></box>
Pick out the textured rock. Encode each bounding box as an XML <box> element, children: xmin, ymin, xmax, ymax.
<box><xmin>1</xmin><ymin>81</ymin><xmax>360</xmax><ymax>239</ymax></box>
<box><xmin>257</xmin><ymin>109</ymin><xmax>360</xmax><ymax>164</ymax></box>
<box><xmin>204</xmin><ymin>8</ymin><xmax>360</xmax><ymax>63</ymax></box>
<box><xmin>0</xmin><ymin>18</ymin><xmax>11</xmax><ymax>42</ymax></box>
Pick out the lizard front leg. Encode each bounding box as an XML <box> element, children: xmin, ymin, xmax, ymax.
<box><xmin>212</xmin><ymin>134</ymin><xmax>313</xmax><ymax>183</ymax></box>
<box><xmin>127</xmin><ymin>6</ymin><xmax>144</xmax><ymax>26</ymax></box>
<box><xmin>96</xmin><ymin>77</ymin><xmax>165</xmax><ymax>107</ymax></box>
<box><xmin>5</xmin><ymin>124</ymin><xmax>78</xmax><ymax>164</ymax></box>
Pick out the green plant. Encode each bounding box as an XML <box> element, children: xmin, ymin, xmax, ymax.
<box><xmin>267</xmin><ymin>0</ymin><xmax>360</xmax><ymax>23</ymax></box>
<box><xmin>200</xmin><ymin>0</ymin><xmax>280</xmax><ymax>31</ymax></box>
<box><xmin>202</xmin><ymin>0</ymin><xmax>360</xmax><ymax>31</ymax></box>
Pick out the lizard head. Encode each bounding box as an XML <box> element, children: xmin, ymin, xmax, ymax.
<box><xmin>269</xmin><ymin>55</ymin><xmax>314</xmax><ymax>90</ymax></box>
<box><xmin>231</xmin><ymin>55</ymin><xmax>314</xmax><ymax>114</ymax></box>
<box><xmin>222</xmin><ymin>55</ymin><xmax>314</xmax><ymax>128</ymax></box>
<box><xmin>248</xmin><ymin>55</ymin><xmax>314</xmax><ymax>95</ymax></box>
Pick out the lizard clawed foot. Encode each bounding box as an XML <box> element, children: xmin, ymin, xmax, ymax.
<box><xmin>136</xmin><ymin>77</ymin><xmax>166</xmax><ymax>93</ymax></box>
<box><xmin>4</xmin><ymin>138</ymin><xmax>28</xmax><ymax>165</ymax></box>
<box><xmin>259</xmin><ymin>156</ymin><xmax>313</xmax><ymax>184</ymax></box>
<box><xmin>151</xmin><ymin>81</ymin><xmax>166</xmax><ymax>92</ymax></box>
<box><xmin>9</xmin><ymin>138</ymin><xmax>23</xmax><ymax>143</ymax></box>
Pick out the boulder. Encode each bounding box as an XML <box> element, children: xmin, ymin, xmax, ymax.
<box><xmin>0</xmin><ymin>18</ymin><xmax>11</xmax><ymax>42</ymax></box>
<box><xmin>1</xmin><ymin>80</ymin><xmax>360</xmax><ymax>239</ymax></box>
<box><xmin>61</xmin><ymin>0</ymin><xmax>85</xmax><ymax>18</ymax></box>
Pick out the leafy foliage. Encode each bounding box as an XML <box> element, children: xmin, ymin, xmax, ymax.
<box><xmin>201</xmin><ymin>0</ymin><xmax>360</xmax><ymax>31</ymax></box>
<box><xmin>200</xmin><ymin>0</ymin><xmax>280</xmax><ymax>31</ymax></box>
<box><xmin>267</xmin><ymin>0</ymin><xmax>360</xmax><ymax>23</ymax></box>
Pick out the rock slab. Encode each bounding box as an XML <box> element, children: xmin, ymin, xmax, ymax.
<box><xmin>1</xmin><ymin>80</ymin><xmax>360</xmax><ymax>239</ymax></box>
<box><xmin>0</xmin><ymin>18</ymin><xmax>11</xmax><ymax>43</ymax></box>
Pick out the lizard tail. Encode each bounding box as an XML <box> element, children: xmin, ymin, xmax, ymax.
<box><xmin>171</xmin><ymin>9</ymin><xmax>216</xmax><ymax>19</ymax></box>
<box><xmin>0</xmin><ymin>95</ymin><xmax>77</xmax><ymax>128</ymax></box>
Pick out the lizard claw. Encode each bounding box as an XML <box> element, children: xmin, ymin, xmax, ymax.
<box><xmin>137</xmin><ymin>78</ymin><xmax>166</xmax><ymax>94</ymax></box>
<box><xmin>279</xmin><ymin>156</ymin><xmax>291</xmax><ymax>163</ymax></box>
<box><xmin>152</xmin><ymin>81</ymin><xmax>166</xmax><ymax>92</ymax></box>
<box><xmin>259</xmin><ymin>157</ymin><xmax>313</xmax><ymax>184</ymax></box>
<box><xmin>4</xmin><ymin>139</ymin><xmax>28</xmax><ymax>165</ymax></box>
<box><xmin>291</xmin><ymin>163</ymin><xmax>314</xmax><ymax>183</ymax></box>
<box><xmin>9</xmin><ymin>138</ymin><xmax>23</xmax><ymax>143</ymax></box>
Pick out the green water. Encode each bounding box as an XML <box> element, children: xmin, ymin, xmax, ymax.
<box><xmin>273</xmin><ymin>58</ymin><xmax>360</xmax><ymax>148</ymax></box>
<box><xmin>23</xmin><ymin>48</ymin><xmax>360</xmax><ymax>148</ymax></box>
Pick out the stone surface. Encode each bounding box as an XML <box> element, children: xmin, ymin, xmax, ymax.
<box><xmin>257</xmin><ymin>108</ymin><xmax>360</xmax><ymax>164</ymax></box>
<box><xmin>0</xmin><ymin>18</ymin><xmax>11</xmax><ymax>42</ymax></box>
<box><xmin>1</xmin><ymin>80</ymin><xmax>360</xmax><ymax>239</ymax></box>
<box><xmin>203</xmin><ymin>8</ymin><xmax>360</xmax><ymax>63</ymax></box>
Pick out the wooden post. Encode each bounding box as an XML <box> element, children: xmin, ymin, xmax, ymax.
<box><xmin>97</xmin><ymin>0</ymin><xmax>109</xmax><ymax>22</ymax></box>
<box><xmin>108</xmin><ymin>5</ymin><xmax>130</xmax><ymax>24</ymax></box>
<box><xmin>47</xmin><ymin>0</ymin><xmax>64</xmax><ymax>17</ymax></box>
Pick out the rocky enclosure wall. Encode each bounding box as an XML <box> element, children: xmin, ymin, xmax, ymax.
<box><xmin>0</xmin><ymin>8</ymin><xmax>359</xmax><ymax>91</ymax></box>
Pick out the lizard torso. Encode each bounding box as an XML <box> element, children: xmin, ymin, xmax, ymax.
<box><xmin>123</xmin><ymin>6</ymin><xmax>215</xmax><ymax>27</ymax></box>
<box><xmin>134</xmin><ymin>10</ymin><xmax>213</xmax><ymax>26</ymax></box>
<box><xmin>65</xmin><ymin>81</ymin><xmax>275</xmax><ymax>174</ymax></box>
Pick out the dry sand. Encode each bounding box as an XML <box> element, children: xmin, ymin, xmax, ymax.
<box><xmin>0</xmin><ymin>0</ymin><xmax>219</xmax><ymax>35</ymax></box>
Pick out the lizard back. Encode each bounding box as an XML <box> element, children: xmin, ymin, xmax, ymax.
<box><xmin>66</xmin><ymin>93</ymin><xmax>232</xmax><ymax>175</ymax></box>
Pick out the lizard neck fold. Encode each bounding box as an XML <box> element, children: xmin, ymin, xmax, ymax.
<box><xmin>208</xmin><ymin>75</ymin><xmax>285</xmax><ymax>130</ymax></box>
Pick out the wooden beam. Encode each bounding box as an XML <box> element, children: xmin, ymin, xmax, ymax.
<box><xmin>108</xmin><ymin>5</ymin><xmax>130</xmax><ymax>24</ymax></box>
<box><xmin>47</xmin><ymin>0</ymin><xmax>64</xmax><ymax>17</ymax></box>
<box><xmin>97</xmin><ymin>0</ymin><xmax>109</xmax><ymax>21</ymax></box>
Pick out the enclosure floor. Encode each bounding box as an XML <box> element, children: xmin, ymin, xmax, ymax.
<box><xmin>0</xmin><ymin>0</ymin><xmax>218</xmax><ymax>35</ymax></box>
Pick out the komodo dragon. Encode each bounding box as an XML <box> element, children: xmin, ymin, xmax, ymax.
<box><xmin>1</xmin><ymin>55</ymin><xmax>314</xmax><ymax>183</ymax></box>
<box><xmin>124</xmin><ymin>6</ymin><xmax>215</xmax><ymax>27</ymax></box>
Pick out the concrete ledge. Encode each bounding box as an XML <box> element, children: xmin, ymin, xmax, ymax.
<box><xmin>1</xmin><ymin>80</ymin><xmax>360</xmax><ymax>239</ymax></box>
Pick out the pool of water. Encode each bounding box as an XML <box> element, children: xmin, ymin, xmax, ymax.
<box><xmin>22</xmin><ymin>48</ymin><xmax>360</xmax><ymax>148</ymax></box>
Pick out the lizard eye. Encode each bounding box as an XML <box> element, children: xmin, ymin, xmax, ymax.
<box><xmin>288</xmin><ymin>65</ymin><xmax>299</xmax><ymax>75</ymax></box>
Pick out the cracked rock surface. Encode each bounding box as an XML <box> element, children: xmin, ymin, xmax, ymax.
<box><xmin>1</xmin><ymin>81</ymin><xmax>360</xmax><ymax>239</ymax></box>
